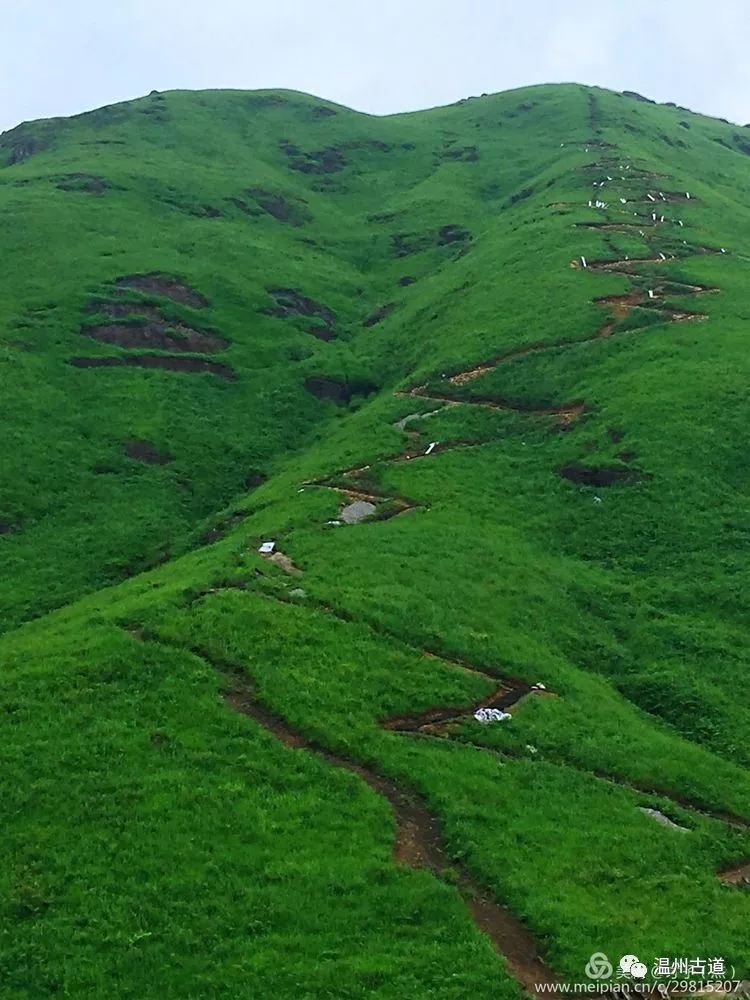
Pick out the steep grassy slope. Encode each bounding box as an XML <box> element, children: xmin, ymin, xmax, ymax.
<box><xmin>2</xmin><ymin>84</ymin><xmax>750</xmax><ymax>998</ymax></box>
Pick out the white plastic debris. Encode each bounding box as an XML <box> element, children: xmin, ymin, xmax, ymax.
<box><xmin>532</xmin><ymin>683</ymin><xmax>547</xmax><ymax>691</ymax></box>
<box><xmin>607</xmin><ymin>176</ymin><xmax>613</xmax><ymax>181</ymax></box>
<box><xmin>298</xmin><ymin>488</ymin><xmax>305</xmax><ymax>493</ymax></box>
<box><xmin>526</xmin><ymin>745</ymin><xmax>539</xmax><ymax>754</ymax></box>
<box><xmin>678</xmin><ymin>220</ymin><xmax>683</xmax><ymax>227</ymax></box>
<box><xmin>659</xmin><ymin>252</ymin><xmax>667</xmax><ymax>260</ymax></box>
<box><xmin>652</xmin><ymin>213</ymin><xmax>657</xmax><ymax>221</ymax></box>
<box><xmin>474</xmin><ymin>708</ymin><xmax>512</xmax><ymax>724</ymax></box>
<box><xmin>648</xmin><ymin>289</ymin><xmax>655</xmax><ymax>299</ymax></box>
<box><xmin>425</xmin><ymin>442</ymin><xmax>437</xmax><ymax>455</ymax></box>
<box><xmin>660</xmin><ymin>215</ymin><xmax>665</xmax><ymax>223</ymax></box>
<box><xmin>326</xmin><ymin>520</ymin><xmax>343</xmax><ymax>526</ymax></box>
<box><xmin>647</xmin><ymin>193</ymin><xmax>656</xmax><ymax>202</ymax></box>
<box><xmin>659</xmin><ymin>192</ymin><xmax>666</xmax><ymax>201</ymax></box>
<box><xmin>258</xmin><ymin>541</ymin><xmax>275</xmax><ymax>554</ymax></box>
<box><xmin>620</xmin><ymin>198</ymin><xmax>627</xmax><ymax>204</ymax></box>
<box><xmin>593</xmin><ymin>496</ymin><xmax>603</xmax><ymax>503</ymax></box>
<box><xmin>686</xmin><ymin>192</ymin><xmax>691</xmax><ymax>199</ymax></box>
<box><xmin>581</xmin><ymin>256</ymin><xmax>587</xmax><ymax>268</ymax></box>
<box><xmin>721</xmin><ymin>247</ymin><xmax>727</xmax><ymax>253</ymax></box>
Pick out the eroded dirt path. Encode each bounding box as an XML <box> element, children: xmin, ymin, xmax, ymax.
<box><xmin>142</xmin><ymin>632</ymin><xmax>560</xmax><ymax>994</ymax></box>
<box><xmin>176</xmin><ymin>170</ymin><xmax>741</xmax><ymax>983</ymax></box>
<box><xmin>301</xmin><ymin>220</ymin><xmax>724</xmax><ymax>518</ymax></box>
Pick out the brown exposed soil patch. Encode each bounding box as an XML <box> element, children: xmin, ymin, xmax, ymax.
<box><xmin>81</xmin><ymin>321</ymin><xmax>228</xmax><ymax>352</ymax></box>
<box><xmin>559</xmin><ymin>463</ymin><xmax>649</xmax><ymax>486</ymax></box>
<box><xmin>363</xmin><ymin>303</ymin><xmax>396</xmax><ymax>327</ymax></box>
<box><xmin>124</xmin><ymin>439</ymin><xmax>172</xmax><ymax>465</ymax></box>
<box><xmin>718</xmin><ymin>862</ymin><xmax>750</xmax><ymax>886</ymax></box>
<box><xmin>114</xmin><ymin>274</ymin><xmax>209</xmax><ymax>309</ymax></box>
<box><xmin>86</xmin><ymin>300</ymin><xmax>163</xmax><ymax>322</ymax></box>
<box><xmin>259</xmin><ymin>550</ymin><xmax>303</xmax><ymax>576</ymax></box>
<box><xmin>283</xmin><ymin>143</ymin><xmax>346</xmax><ymax>174</ymax></box>
<box><xmin>246</xmin><ymin>188</ymin><xmax>312</xmax><ymax>226</ymax></box>
<box><xmin>304</xmin><ymin>375</ymin><xmax>378</xmax><ymax>403</ymax></box>
<box><xmin>68</xmin><ymin>355</ymin><xmax>236</xmax><ymax>379</ymax></box>
<box><xmin>595</xmin><ymin>292</ymin><xmax>648</xmax><ymax>320</ymax></box>
<box><xmin>263</xmin><ymin>288</ymin><xmax>337</xmax><ymax>339</ymax></box>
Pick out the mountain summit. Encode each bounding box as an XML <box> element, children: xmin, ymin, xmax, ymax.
<box><xmin>2</xmin><ymin>84</ymin><xmax>749</xmax><ymax>997</ymax></box>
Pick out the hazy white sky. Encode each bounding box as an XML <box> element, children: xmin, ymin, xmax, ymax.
<box><xmin>2</xmin><ymin>0</ymin><xmax>749</xmax><ymax>133</ymax></box>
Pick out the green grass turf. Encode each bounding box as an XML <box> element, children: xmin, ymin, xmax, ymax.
<box><xmin>2</xmin><ymin>82</ymin><xmax>750</xmax><ymax>997</ymax></box>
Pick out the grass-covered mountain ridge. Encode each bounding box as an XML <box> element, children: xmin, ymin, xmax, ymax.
<box><xmin>2</xmin><ymin>83</ymin><xmax>750</xmax><ymax>998</ymax></box>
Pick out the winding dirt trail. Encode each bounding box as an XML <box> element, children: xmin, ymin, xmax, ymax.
<box><xmin>302</xmin><ymin>220</ymin><xmax>724</xmax><ymax>520</ymax></box>
<box><xmin>143</xmin><ymin>633</ymin><xmax>560</xmax><ymax>994</ymax></box>
<box><xmin>172</xmin><ymin>170</ymin><xmax>742</xmax><ymax>988</ymax></box>
<box><xmin>222</xmin><ymin>679</ymin><xmax>560</xmax><ymax>993</ymax></box>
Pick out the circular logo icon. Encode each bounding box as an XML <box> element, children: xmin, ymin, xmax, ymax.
<box><xmin>586</xmin><ymin>953</ymin><xmax>614</xmax><ymax>980</ymax></box>
<box><xmin>619</xmin><ymin>956</ymin><xmax>640</xmax><ymax>975</ymax></box>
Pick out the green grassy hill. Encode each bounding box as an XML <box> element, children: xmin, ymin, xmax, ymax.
<box><xmin>2</xmin><ymin>83</ymin><xmax>750</xmax><ymax>998</ymax></box>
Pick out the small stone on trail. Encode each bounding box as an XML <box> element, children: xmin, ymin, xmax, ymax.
<box><xmin>340</xmin><ymin>500</ymin><xmax>376</xmax><ymax>524</ymax></box>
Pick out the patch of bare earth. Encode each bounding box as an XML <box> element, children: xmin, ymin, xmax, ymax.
<box><xmin>124</xmin><ymin>439</ymin><xmax>172</xmax><ymax>465</ymax></box>
<box><xmin>114</xmin><ymin>274</ymin><xmax>209</xmax><ymax>309</ymax></box>
<box><xmin>68</xmin><ymin>355</ymin><xmax>236</xmax><ymax>379</ymax></box>
<box><xmin>81</xmin><ymin>321</ymin><xmax>228</xmax><ymax>352</ymax></box>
